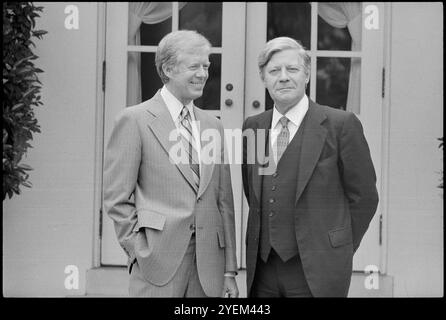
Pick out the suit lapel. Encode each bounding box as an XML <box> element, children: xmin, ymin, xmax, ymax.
<box><xmin>252</xmin><ymin>110</ymin><xmax>273</xmax><ymax>206</ymax></box>
<box><xmin>146</xmin><ymin>91</ymin><xmax>199</xmax><ymax>194</ymax></box>
<box><xmin>295</xmin><ymin>101</ymin><xmax>327</xmax><ymax>204</ymax></box>
<box><xmin>193</xmin><ymin>106</ymin><xmax>215</xmax><ymax>199</ymax></box>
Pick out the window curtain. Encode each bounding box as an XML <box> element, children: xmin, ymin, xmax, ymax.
<box><xmin>318</xmin><ymin>3</ymin><xmax>361</xmax><ymax>113</ymax></box>
<box><xmin>127</xmin><ymin>2</ymin><xmax>187</xmax><ymax>106</ymax></box>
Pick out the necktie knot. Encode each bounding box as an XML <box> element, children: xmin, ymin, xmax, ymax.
<box><xmin>276</xmin><ymin>116</ymin><xmax>290</xmax><ymax>163</ymax></box>
<box><xmin>279</xmin><ymin>116</ymin><xmax>289</xmax><ymax>129</ymax></box>
<box><xmin>181</xmin><ymin>106</ymin><xmax>191</xmax><ymax>122</ymax></box>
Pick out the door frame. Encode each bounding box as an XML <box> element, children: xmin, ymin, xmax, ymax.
<box><xmin>94</xmin><ymin>2</ymin><xmax>390</xmax><ymax>273</ymax></box>
<box><xmin>97</xmin><ymin>2</ymin><xmax>248</xmax><ymax>267</ymax></box>
<box><xmin>241</xmin><ymin>2</ymin><xmax>386</xmax><ymax>271</ymax></box>
<box><xmin>93</xmin><ymin>2</ymin><xmax>107</xmax><ymax>268</ymax></box>
<box><xmin>379</xmin><ymin>2</ymin><xmax>392</xmax><ymax>275</ymax></box>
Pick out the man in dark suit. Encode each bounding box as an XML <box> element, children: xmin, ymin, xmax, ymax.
<box><xmin>242</xmin><ymin>37</ymin><xmax>379</xmax><ymax>297</ymax></box>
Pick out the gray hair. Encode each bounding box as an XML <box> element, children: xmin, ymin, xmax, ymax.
<box><xmin>155</xmin><ymin>30</ymin><xmax>212</xmax><ymax>84</ymax></box>
<box><xmin>258</xmin><ymin>37</ymin><xmax>311</xmax><ymax>80</ymax></box>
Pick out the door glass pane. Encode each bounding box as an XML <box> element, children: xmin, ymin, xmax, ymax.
<box><xmin>317</xmin><ymin>3</ymin><xmax>362</xmax><ymax>51</ymax></box>
<box><xmin>194</xmin><ymin>54</ymin><xmax>221</xmax><ymax>110</ymax></box>
<box><xmin>267</xmin><ymin>2</ymin><xmax>311</xmax><ymax>49</ymax></box>
<box><xmin>140</xmin><ymin>52</ymin><xmax>163</xmax><ymax>103</ymax></box>
<box><xmin>139</xmin><ymin>18</ymin><xmax>172</xmax><ymax>46</ymax></box>
<box><xmin>316</xmin><ymin>57</ymin><xmax>361</xmax><ymax>111</ymax></box>
<box><xmin>179</xmin><ymin>2</ymin><xmax>222</xmax><ymax>47</ymax></box>
<box><xmin>317</xmin><ymin>16</ymin><xmax>352</xmax><ymax>51</ymax></box>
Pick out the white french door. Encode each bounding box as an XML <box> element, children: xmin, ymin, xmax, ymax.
<box><xmin>242</xmin><ymin>2</ymin><xmax>384</xmax><ymax>271</ymax></box>
<box><xmin>101</xmin><ymin>2</ymin><xmax>384</xmax><ymax>273</ymax></box>
<box><xmin>101</xmin><ymin>2</ymin><xmax>246</xmax><ymax>266</ymax></box>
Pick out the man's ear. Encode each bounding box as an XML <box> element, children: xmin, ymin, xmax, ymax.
<box><xmin>259</xmin><ymin>70</ymin><xmax>265</xmax><ymax>84</ymax></box>
<box><xmin>162</xmin><ymin>64</ymin><xmax>173</xmax><ymax>79</ymax></box>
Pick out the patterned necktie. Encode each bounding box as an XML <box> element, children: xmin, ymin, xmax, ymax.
<box><xmin>276</xmin><ymin>116</ymin><xmax>290</xmax><ymax>163</ymax></box>
<box><xmin>179</xmin><ymin>107</ymin><xmax>200</xmax><ymax>190</ymax></box>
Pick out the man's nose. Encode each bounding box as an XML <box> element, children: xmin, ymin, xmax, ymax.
<box><xmin>278</xmin><ymin>68</ymin><xmax>289</xmax><ymax>81</ymax></box>
<box><xmin>196</xmin><ymin>66</ymin><xmax>208</xmax><ymax>78</ymax></box>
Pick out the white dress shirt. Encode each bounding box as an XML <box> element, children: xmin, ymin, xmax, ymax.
<box><xmin>270</xmin><ymin>95</ymin><xmax>309</xmax><ymax>163</ymax></box>
<box><xmin>161</xmin><ymin>86</ymin><xmax>202</xmax><ymax>169</ymax></box>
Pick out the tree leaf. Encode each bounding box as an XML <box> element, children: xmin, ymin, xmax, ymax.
<box><xmin>11</xmin><ymin>103</ymin><xmax>25</xmax><ymax>111</ymax></box>
<box><xmin>12</xmin><ymin>54</ymin><xmax>37</xmax><ymax>68</ymax></box>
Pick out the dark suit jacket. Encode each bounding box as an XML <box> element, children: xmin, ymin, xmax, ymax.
<box><xmin>242</xmin><ymin>100</ymin><xmax>379</xmax><ymax>297</ymax></box>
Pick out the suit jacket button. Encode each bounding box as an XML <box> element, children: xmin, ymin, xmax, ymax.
<box><xmin>197</xmin><ymin>197</ymin><xmax>201</xmax><ymax>203</ymax></box>
<box><xmin>269</xmin><ymin>198</ymin><xmax>275</xmax><ymax>203</ymax></box>
<box><xmin>272</xmin><ymin>172</ymin><xmax>278</xmax><ymax>178</ymax></box>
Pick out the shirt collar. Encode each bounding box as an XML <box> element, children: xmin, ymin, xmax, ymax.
<box><xmin>160</xmin><ymin>85</ymin><xmax>195</xmax><ymax>122</ymax></box>
<box><xmin>271</xmin><ymin>95</ymin><xmax>309</xmax><ymax>129</ymax></box>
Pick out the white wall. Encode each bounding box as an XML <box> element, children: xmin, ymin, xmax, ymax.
<box><xmin>2</xmin><ymin>3</ymin><xmax>99</xmax><ymax>296</ymax></box>
<box><xmin>2</xmin><ymin>2</ymin><xmax>443</xmax><ymax>298</ymax></box>
<box><xmin>387</xmin><ymin>3</ymin><xmax>443</xmax><ymax>297</ymax></box>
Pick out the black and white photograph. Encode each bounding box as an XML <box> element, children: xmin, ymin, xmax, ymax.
<box><xmin>2</xmin><ymin>1</ymin><xmax>443</xmax><ymax>304</ymax></box>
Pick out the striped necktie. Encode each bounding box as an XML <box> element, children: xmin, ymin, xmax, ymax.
<box><xmin>179</xmin><ymin>107</ymin><xmax>200</xmax><ymax>190</ymax></box>
<box><xmin>276</xmin><ymin>116</ymin><xmax>290</xmax><ymax>163</ymax></box>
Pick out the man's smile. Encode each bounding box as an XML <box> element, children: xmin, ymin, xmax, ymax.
<box><xmin>190</xmin><ymin>81</ymin><xmax>205</xmax><ymax>86</ymax></box>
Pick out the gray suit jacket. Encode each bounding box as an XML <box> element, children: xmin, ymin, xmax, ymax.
<box><xmin>104</xmin><ymin>91</ymin><xmax>237</xmax><ymax>297</ymax></box>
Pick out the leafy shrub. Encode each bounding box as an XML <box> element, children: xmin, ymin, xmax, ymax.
<box><xmin>3</xmin><ymin>2</ymin><xmax>47</xmax><ymax>200</ymax></box>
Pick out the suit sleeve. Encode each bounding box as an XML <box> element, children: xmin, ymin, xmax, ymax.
<box><xmin>339</xmin><ymin>113</ymin><xmax>379</xmax><ymax>253</ymax></box>
<box><xmin>103</xmin><ymin>109</ymin><xmax>141</xmax><ymax>262</ymax></box>
<box><xmin>217</xmin><ymin>121</ymin><xmax>238</xmax><ymax>274</ymax></box>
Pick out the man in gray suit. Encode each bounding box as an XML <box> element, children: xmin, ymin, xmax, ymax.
<box><xmin>104</xmin><ymin>30</ymin><xmax>239</xmax><ymax>297</ymax></box>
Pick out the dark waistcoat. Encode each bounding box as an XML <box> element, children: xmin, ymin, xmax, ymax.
<box><xmin>259</xmin><ymin>116</ymin><xmax>308</xmax><ymax>262</ymax></box>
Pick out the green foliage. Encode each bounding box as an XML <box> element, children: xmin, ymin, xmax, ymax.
<box><xmin>3</xmin><ymin>2</ymin><xmax>47</xmax><ymax>200</ymax></box>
